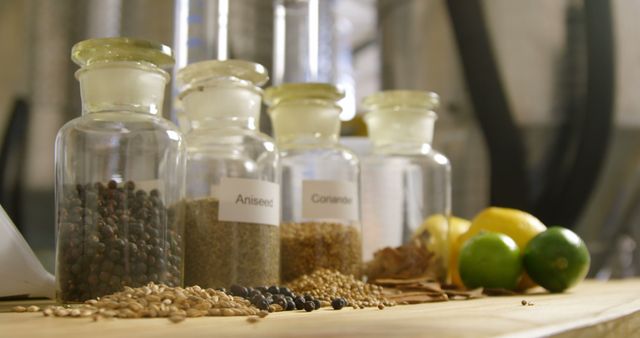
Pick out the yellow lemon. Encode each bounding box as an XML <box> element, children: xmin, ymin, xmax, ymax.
<box><xmin>451</xmin><ymin>207</ymin><xmax>547</xmax><ymax>290</ymax></box>
<box><xmin>414</xmin><ymin>214</ymin><xmax>471</xmax><ymax>281</ymax></box>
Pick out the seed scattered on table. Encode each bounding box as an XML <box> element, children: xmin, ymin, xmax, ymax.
<box><xmin>32</xmin><ymin>283</ymin><xmax>261</xmax><ymax>323</ymax></box>
<box><xmin>288</xmin><ymin>269</ymin><xmax>394</xmax><ymax>309</ymax></box>
<box><xmin>26</xmin><ymin>305</ymin><xmax>40</xmax><ymax>312</ymax></box>
<box><xmin>12</xmin><ymin>306</ymin><xmax>27</xmax><ymax>313</ymax></box>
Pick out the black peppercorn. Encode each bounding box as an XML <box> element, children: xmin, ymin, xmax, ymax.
<box><xmin>249</xmin><ymin>289</ymin><xmax>262</xmax><ymax>299</ymax></box>
<box><xmin>304</xmin><ymin>301</ymin><xmax>315</xmax><ymax>312</ymax></box>
<box><xmin>286</xmin><ymin>300</ymin><xmax>296</xmax><ymax>311</ymax></box>
<box><xmin>268</xmin><ymin>285</ymin><xmax>280</xmax><ymax>295</ymax></box>
<box><xmin>251</xmin><ymin>294</ymin><xmax>265</xmax><ymax>306</ymax></box>
<box><xmin>256</xmin><ymin>298</ymin><xmax>269</xmax><ymax>311</ymax></box>
<box><xmin>56</xmin><ymin>181</ymin><xmax>183</xmax><ymax>302</ymax></box>
<box><xmin>294</xmin><ymin>296</ymin><xmax>306</xmax><ymax>310</ymax></box>
<box><xmin>280</xmin><ymin>287</ymin><xmax>293</xmax><ymax>297</ymax></box>
<box><xmin>331</xmin><ymin>298</ymin><xmax>346</xmax><ymax>310</ymax></box>
<box><xmin>124</xmin><ymin>181</ymin><xmax>136</xmax><ymax>191</ymax></box>
<box><xmin>313</xmin><ymin>299</ymin><xmax>321</xmax><ymax>310</ymax></box>
<box><xmin>275</xmin><ymin>297</ymin><xmax>287</xmax><ymax>309</ymax></box>
<box><xmin>230</xmin><ymin>284</ymin><xmax>248</xmax><ymax>298</ymax></box>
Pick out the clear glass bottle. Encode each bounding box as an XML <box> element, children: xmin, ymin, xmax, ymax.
<box><xmin>265</xmin><ymin>83</ymin><xmax>362</xmax><ymax>282</ymax></box>
<box><xmin>177</xmin><ymin>60</ymin><xmax>280</xmax><ymax>288</ymax></box>
<box><xmin>361</xmin><ymin>90</ymin><xmax>451</xmax><ymax>282</ymax></box>
<box><xmin>55</xmin><ymin>38</ymin><xmax>186</xmax><ymax>303</ymax></box>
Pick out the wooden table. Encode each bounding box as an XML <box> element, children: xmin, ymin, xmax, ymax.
<box><xmin>1</xmin><ymin>279</ymin><xmax>639</xmax><ymax>338</ymax></box>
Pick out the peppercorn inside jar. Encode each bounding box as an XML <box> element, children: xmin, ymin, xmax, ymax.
<box><xmin>55</xmin><ymin>38</ymin><xmax>186</xmax><ymax>303</ymax></box>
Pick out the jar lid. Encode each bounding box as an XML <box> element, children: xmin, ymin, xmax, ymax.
<box><xmin>362</xmin><ymin>90</ymin><xmax>440</xmax><ymax>111</ymax></box>
<box><xmin>177</xmin><ymin>59</ymin><xmax>269</xmax><ymax>87</ymax></box>
<box><xmin>71</xmin><ymin>37</ymin><xmax>174</xmax><ymax>68</ymax></box>
<box><xmin>264</xmin><ymin>83</ymin><xmax>345</xmax><ymax>107</ymax></box>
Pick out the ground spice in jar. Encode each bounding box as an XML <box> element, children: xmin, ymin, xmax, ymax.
<box><xmin>57</xmin><ymin>181</ymin><xmax>184</xmax><ymax>302</ymax></box>
<box><xmin>288</xmin><ymin>269</ymin><xmax>394</xmax><ymax>309</ymax></box>
<box><xmin>184</xmin><ymin>197</ymin><xmax>279</xmax><ymax>288</ymax></box>
<box><xmin>280</xmin><ymin>222</ymin><xmax>362</xmax><ymax>282</ymax></box>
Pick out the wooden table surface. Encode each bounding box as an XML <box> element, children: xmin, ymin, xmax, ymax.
<box><xmin>1</xmin><ymin>279</ymin><xmax>639</xmax><ymax>338</ymax></box>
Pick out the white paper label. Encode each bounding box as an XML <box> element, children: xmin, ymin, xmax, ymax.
<box><xmin>302</xmin><ymin>180</ymin><xmax>359</xmax><ymax>221</ymax></box>
<box><xmin>218</xmin><ymin>178</ymin><xmax>280</xmax><ymax>226</ymax></box>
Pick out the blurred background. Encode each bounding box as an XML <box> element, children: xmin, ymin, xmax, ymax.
<box><xmin>0</xmin><ymin>0</ymin><xmax>637</xmax><ymax>279</ymax></box>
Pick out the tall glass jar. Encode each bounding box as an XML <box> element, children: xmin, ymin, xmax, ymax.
<box><xmin>265</xmin><ymin>83</ymin><xmax>362</xmax><ymax>282</ymax></box>
<box><xmin>177</xmin><ymin>60</ymin><xmax>280</xmax><ymax>288</ymax></box>
<box><xmin>55</xmin><ymin>38</ymin><xmax>186</xmax><ymax>303</ymax></box>
<box><xmin>361</xmin><ymin>90</ymin><xmax>451</xmax><ymax>282</ymax></box>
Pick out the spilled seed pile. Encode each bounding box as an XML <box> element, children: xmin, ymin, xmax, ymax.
<box><xmin>16</xmin><ymin>283</ymin><xmax>265</xmax><ymax>323</ymax></box>
<box><xmin>13</xmin><ymin>271</ymin><xmax>399</xmax><ymax>323</ymax></box>
<box><xmin>288</xmin><ymin>269</ymin><xmax>395</xmax><ymax>309</ymax></box>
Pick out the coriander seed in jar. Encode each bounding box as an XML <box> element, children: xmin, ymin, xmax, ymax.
<box><xmin>264</xmin><ymin>83</ymin><xmax>362</xmax><ymax>282</ymax></box>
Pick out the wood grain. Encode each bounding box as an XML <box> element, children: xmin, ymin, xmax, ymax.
<box><xmin>1</xmin><ymin>279</ymin><xmax>639</xmax><ymax>338</ymax></box>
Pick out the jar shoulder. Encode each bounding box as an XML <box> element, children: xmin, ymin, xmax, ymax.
<box><xmin>184</xmin><ymin>129</ymin><xmax>277</xmax><ymax>155</ymax></box>
<box><xmin>365</xmin><ymin>148</ymin><xmax>450</xmax><ymax>168</ymax></box>
<box><xmin>280</xmin><ymin>144</ymin><xmax>359</xmax><ymax>166</ymax></box>
<box><xmin>56</xmin><ymin>112</ymin><xmax>183</xmax><ymax>142</ymax></box>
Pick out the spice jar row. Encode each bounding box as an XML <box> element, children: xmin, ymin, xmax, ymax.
<box><xmin>54</xmin><ymin>37</ymin><xmax>450</xmax><ymax>303</ymax></box>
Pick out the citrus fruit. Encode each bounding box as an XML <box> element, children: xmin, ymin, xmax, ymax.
<box><xmin>414</xmin><ymin>215</ymin><xmax>471</xmax><ymax>282</ymax></box>
<box><xmin>458</xmin><ymin>232</ymin><xmax>522</xmax><ymax>289</ymax></box>
<box><xmin>523</xmin><ymin>227</ymin><xmax>590</xmax><ymax>293</ymax></box>
<box><xmin>451</xmin><ymin>207</ymin><xmax>546</xmax><ymax>289</ymax></box>
<box><xmin>413</xmin><ymin>214</ymin><xmax>470</xmax><ymax>259</ymax></box>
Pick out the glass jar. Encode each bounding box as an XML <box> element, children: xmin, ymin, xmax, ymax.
<box><xmin>265</xmin><ymin>83</ymin><xmax>362</xmax><ymax>282</ymax></box>
<box><xmin>54</xmin><ymin>38</ymin><xmax>186</xmax><ymax>303</ymax></box>
<box><xmin>361</xmin><ymin>90</ymin><xmax>451</xmax><ymax>282</ymax></box>
<box><xmin>177</xmin><ymin>60</ymin><xmax>280</xmax><ymax>288</ymax></box>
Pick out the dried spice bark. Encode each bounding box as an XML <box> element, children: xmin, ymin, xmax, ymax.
<box><xmin>364</xmin><ymin>238</ymin><xmax>440</xmax><ymax>281</ymax></box>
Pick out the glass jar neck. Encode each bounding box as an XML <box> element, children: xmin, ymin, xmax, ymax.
<box><xmin>180</xmin><ymin>85</ymin><xmax>261</xmax><ymax>131</ymax></box>
<box><xmin>372</xmin><ymin>142</ymin><xmax>433</xmax><ymax>155</ymax></box>
<box><xmin>77</xmin><ymin>61</ymin><xmax>168</xmax><ymax>115</ymax></box>
<box><xmin>365</xmin><ymin>107</ymin><xmax>436</xmax><ymax>153</ymax></box>
<box><xmin>270</xmin><ymin>100</ymin><xmax>341</xmax><ymax>146</ymax></box>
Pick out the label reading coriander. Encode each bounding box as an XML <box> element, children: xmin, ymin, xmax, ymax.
<box><xmin>218</xmin><ymin>177</ymin><xmax>280</xmax><ymax>226</ymax></box>
<box><xmin>302</xmin><ymin>180</ymin><xmax>359</xmax><ymax>221</ymax></box>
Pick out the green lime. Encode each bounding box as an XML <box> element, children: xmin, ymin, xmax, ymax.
<box><xmin>523</xmin><ymin>227</ymin><xmax>590</xmax><ymax>293</ymax></box>
<box><xmin>458</xmin><ymin>232</ymin><xmax>523</xmax><ymax>290</ymax></box>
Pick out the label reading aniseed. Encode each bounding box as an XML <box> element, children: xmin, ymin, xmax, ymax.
<box><xmin>302</xmin><ymin>180</ymin><xmax>359</xmax><ymax>221</ymax></box>
<box><xmin>218</xmin><ymin>177</ymin><xmax>280</xmax><ymax>226</ymax></box>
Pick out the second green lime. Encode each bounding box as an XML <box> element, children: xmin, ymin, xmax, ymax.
<box><xmin>523</xmin><ymin>226</ymin><xmax>590</xmax><ymax>293</ymax></box>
